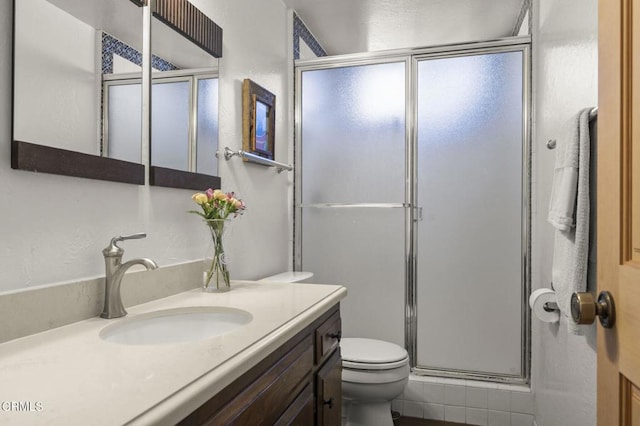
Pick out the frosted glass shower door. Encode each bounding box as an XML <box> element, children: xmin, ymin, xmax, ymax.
<box><xmin>298</xmin><ymin>61</ymin><xmax>407</xmax><ymax>347</ymax></box>
<box><xmin>195</xmin><ymin>77</ymin><xmax>219</xmax><ymax>176</ymax></box>
<box><xmin>415</xmin><ymin>50</ymin><xmax>526</xmax><ymax>377</ymax></box>
<box><xmin>151</xmin><ymin>80</ymin><xmax>190</xmax><ymax>171</ymax></box>
<box><xmin>106</xmin><ymin>83</ymin><xmax>142</xmax><ymax>163</ymax></box>
<box><xmin>104</xmin><ymin>74</ymin><xmax>219</xmax><ymax>173</ymax></box>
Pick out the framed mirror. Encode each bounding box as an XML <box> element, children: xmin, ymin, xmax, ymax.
<box><xmin>12</xmin><ymin>0</ymin><xmax>145</xmax><ymax>184</ymax></box>
<box><xmin>147</xmin><ymin>8</ymin><xmax>221</xmax><ymax>190</ymax></box>
<box><xmin>102</xmin><ymin>0</ymin><xmax>223</xmax><ymax>190</ymax></box>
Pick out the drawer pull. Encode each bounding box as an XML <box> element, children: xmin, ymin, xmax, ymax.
<box><xmin>327</xmin><ymin>331</ymin><xmax>341</xmax><ymax>342</ymax></box>
<box><xmin>323</xmin><ymin>397</ymin><xmax>334</xmax><ymax>409</ymax></box>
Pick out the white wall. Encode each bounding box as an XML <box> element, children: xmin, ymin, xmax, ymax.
<box><xmin>192</xmin><ymin>0</ymin><xmax>293</xmax><ymax>281</ymax></box>
<box><xmin>0</xmin><ymin>0</ymin><xmax>292</xmax><ymax>294</ymax></box>
<box><xmin>531</xmin><ymin>0</ymin><xmax>598</xmax><ymax>425</ymax></box>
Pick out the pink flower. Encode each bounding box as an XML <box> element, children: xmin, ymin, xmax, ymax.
<box><xmin>189</xmin><ymin>188</ymin><xmax>246</xmax><ymax>221</ymax></box>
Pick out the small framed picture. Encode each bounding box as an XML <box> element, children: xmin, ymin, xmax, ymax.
<box><xmin>242</xmin><ymin>79</ymin><xmax>275</xmax><ymax>160</ymax></box>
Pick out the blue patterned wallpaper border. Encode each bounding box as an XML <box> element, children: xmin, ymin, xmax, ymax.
<box><xmin>293</xmin><ymin>13</ymin><xmax>327</xmax><ymax>60</ymax></box>
<box><xmin>101</xmin><ymin>33</ymin><xmax>178</xmax><ymax>74</ymax></box>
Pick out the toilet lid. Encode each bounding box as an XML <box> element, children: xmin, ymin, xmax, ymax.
<box><xmin>341</xmin><ymin>338</ymin><xmax>409</xmax><ymax>370</ymax></box>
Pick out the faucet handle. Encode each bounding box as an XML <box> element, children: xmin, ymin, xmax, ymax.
<box><xmin>103</xmin><ymin>233</ymin><xmax>147</xmax><ymax>257</ymax></box>
<box><xmin>116</xmin><ymin>232</ymin><xmax>147</xmax><ymax>242</ymax></box>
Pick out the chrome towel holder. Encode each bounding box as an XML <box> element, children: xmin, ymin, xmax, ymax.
<box><xmin>220</xmin><ymin>147</ymin><xmax>293</xmax><ymax>173</ymax></box>
<box><xmin>546</xmin><ymin>107</ymin><xmax>598</xmax><ymax>150</ymax></box>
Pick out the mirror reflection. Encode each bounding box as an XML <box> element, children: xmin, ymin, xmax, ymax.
<box><xmin>14</xmin><ymin>0</ymin><xmax>143</xmax><ymax>162</ymax></box>
<box><xmin>102</xmin><ymin>9</ymin><xmax>220</xmax><ymax>177</ymax></box>
<box><xmin>151</xmin><ymin>15</ymin><xmax>220</xmax><ymax>176</ymax></box>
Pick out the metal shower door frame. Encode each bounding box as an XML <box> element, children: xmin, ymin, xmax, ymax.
<box><xmin>294</xmin><ymin>36</ymin><xmax>531</xmax><ymax>384</ymax></box>
<box><xmin>409</xmin><ymin>44</ymin><xmax>531</xmax><ymax>384</ymax></box>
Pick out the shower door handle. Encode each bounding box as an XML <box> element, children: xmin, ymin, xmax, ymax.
<box><xmin>413</xmin><ymin>207</ymin><xmax>423</xmax><ymax>222</ymax></box>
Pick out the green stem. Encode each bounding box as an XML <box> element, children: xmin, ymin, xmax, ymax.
<box><xmin>204</xmin><ymin>221</ymin><xmax>230</xmax><ymax>290</ymax></box>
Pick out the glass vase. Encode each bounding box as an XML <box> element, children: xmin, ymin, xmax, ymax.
<box><xmin>203</xmin><ymin>219</ymin><xmax>231</xmax><ymax>292</ymax></box>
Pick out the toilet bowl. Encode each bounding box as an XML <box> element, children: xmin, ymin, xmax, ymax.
<box><xmin>341</xmin><ymin>338</ymin><xmax>410</xmax><ymax>426</ymax></box>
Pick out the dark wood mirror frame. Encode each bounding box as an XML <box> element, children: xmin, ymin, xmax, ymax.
<box><xmin>10</xmin><ymin>0</ymin><xmax>145</xmax><ymax>185</ymax></box>
<box><xmin>11</xmin><ymin>140</ymin><xmax>145</xmax><ymax>184</ymax></box>
<box><xmin>149</xmin><ymin>166</ymin><xmax>221</xmax><ymax>190</ymax></box>
<box><xmin>11</xmin><ymin>0</ymin><xmax>223</xmax><ymax>190</ymax></box>
<box><xmin>148</xmin><ymin>0</ymin><xmax>223</xmax><ymax>191</ymax></box>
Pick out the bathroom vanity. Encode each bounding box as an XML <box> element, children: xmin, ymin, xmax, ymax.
<box><xmin>0</xmin><ymin>281</ymin><xmax>346</xmax><ymax>425</ymax></box>
<box><xmin>180</xmin><ymin>303</ymin><xmax>343</xmax><ymax>425</ymax></box>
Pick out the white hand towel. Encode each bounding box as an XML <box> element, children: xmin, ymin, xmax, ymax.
<box><xmin>550</xmin><ymin>108</ymin><xmax>593</xmax><ymax>334</ymax></box>
<box><xmin>548</xmin><ymin>119</ymin><xmax>580</xmax><ymax>231</ymax></box>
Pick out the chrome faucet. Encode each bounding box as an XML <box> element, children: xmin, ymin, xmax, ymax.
<box><xmin>101</xmin><ymin>233</ymin><xmax>158</xmax><ymax>319</ymax></box>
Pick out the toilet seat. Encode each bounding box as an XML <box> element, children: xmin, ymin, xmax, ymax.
<box><xmin>340</xmin><ymin>338</ymin><xmax>410</xmax><ymax>424</ymax></box>
<box><xmin>341</xmin><ymin>338</ymin><xmax>409</xmax><ymax>371</ymax></box>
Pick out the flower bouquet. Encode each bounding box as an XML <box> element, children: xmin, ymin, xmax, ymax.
<box><xmin>190</xmin><ymin>189</ymin><xmax>246</xmax><ymax>291</ymax></box>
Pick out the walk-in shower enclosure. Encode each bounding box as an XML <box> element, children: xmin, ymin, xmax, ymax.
<box><xmin>295</xmin><ymin>37</ymin><xmax>531</xmax><ymax>383</ymax></box>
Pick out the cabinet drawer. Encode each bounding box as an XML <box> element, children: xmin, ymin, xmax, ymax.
<box><xmin>274</xmin><ymin>383</ymin><xmax>314</xmax><ymax>426</ymax></box>
<box><xmin>315</xmin><ymin>310</ymin><xmax>341</xmax><ymax>364</ymax></box>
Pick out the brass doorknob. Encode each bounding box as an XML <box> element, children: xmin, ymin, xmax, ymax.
<box><xmin>571</xmin><ymin>291</ymin><xmax>615</xmax><ymax>328</ymax></box>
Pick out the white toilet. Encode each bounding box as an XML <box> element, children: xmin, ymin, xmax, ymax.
<box><xmin>258</xmin><ymin>272</ymin><xmax>409</xmax><ymax>425</ymax></box>
<box><xmin>341</xmin><ymin>337</ymin><xmax>410</xmax><ymax>426</ymax></box>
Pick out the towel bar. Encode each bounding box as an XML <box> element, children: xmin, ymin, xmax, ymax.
<box><xmin>220</xmin><ymin>147</ymin><xmax>293</xmax><ymax>173</ymax></box>
<box><xmin>546</xmin><ymin>107</ymin><xmax>597</xmax><ymax>150</ymax></box>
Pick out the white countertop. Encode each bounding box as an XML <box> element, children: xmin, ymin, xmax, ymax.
<box><xmin>0</xmin><ymin>281</ymin><xmax>347</xmax><ymax>425</ymax></box>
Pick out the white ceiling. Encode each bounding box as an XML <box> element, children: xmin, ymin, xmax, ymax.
<box><xmin>282</xmin><ymin>0</ymin><xmax>527</xmax><ymax>55</ymax></box>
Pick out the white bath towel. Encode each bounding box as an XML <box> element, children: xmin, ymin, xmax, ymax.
<box><xmin>549</xmin><ymin>108</ymin><xmax>593</xmax><ymax>334</ymax></box>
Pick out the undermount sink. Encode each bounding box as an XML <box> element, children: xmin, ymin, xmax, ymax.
<box><xmin>99</xmin><ymin>306</ymin><xmax>253</xmax><ymax>345</ymax></box>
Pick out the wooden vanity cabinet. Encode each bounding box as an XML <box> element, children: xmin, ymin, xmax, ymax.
<box><xmin>179</xmin><ymin>304</ymin><xmax>342</xmax><ymax>425</ymax></box>
<box><xmin>316</xmin><ymin>351</ymin><xmax>342</xmax><ymax>426</ymax></box>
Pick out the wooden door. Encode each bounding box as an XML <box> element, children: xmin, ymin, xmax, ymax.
<box><xmin>598</xmin><ymin>0</ymin><xmax>640</xmax><ymax>424</ymax></box>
